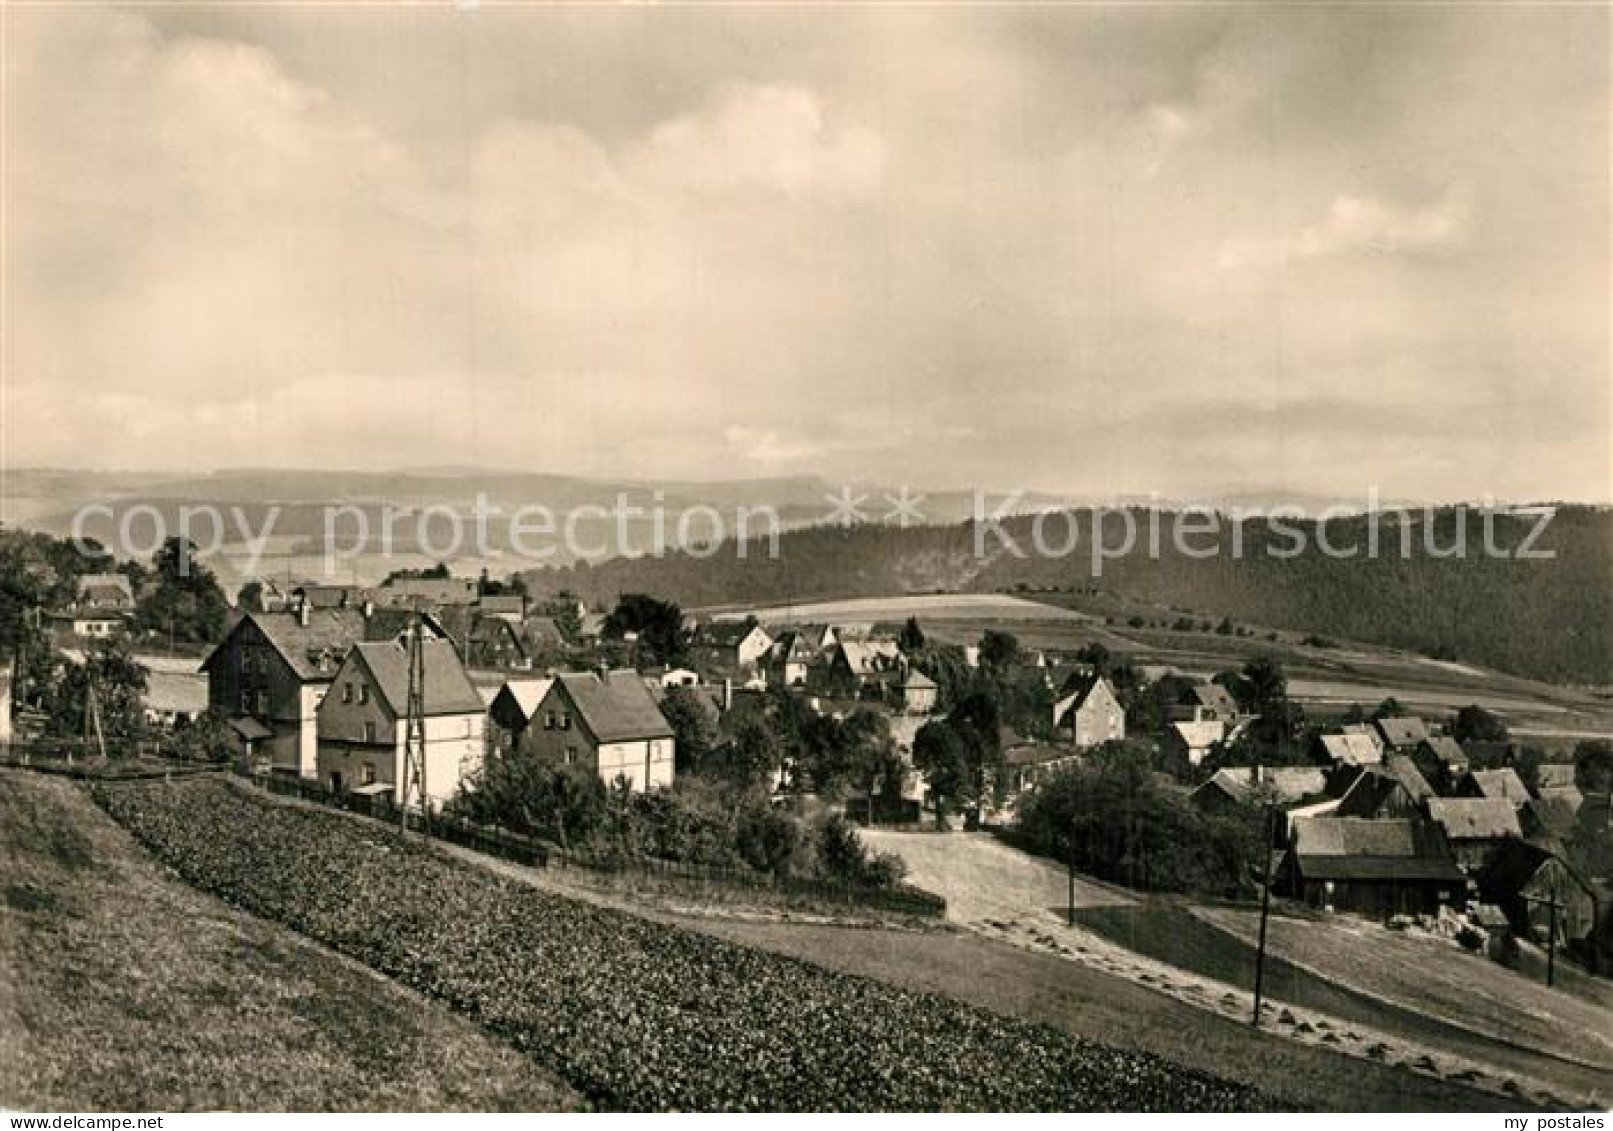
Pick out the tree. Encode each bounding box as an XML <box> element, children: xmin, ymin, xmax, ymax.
<box><xmin>168</xmin><ymin>708</ymin><xmax>237</xmax><ymax>763</ymax></box>
<box><xmin>1075</xmin><ymin>642</ymin><xmax>1112</xmax><ymax>676</ymax></box>
<box><xmin>913</xmin><ymin>719</ymin><xmax>969</xmax><ymax>828</ymax></box>
<box><xmin>978</xmin><ymin>629</ymin><xmax>1020</xmax><ymax>676</ymax></box>
<box><xmin>708</xmin><ymin>714</ymin><xmax>780</xmax><ymax>792</ymax></box>
<box><xmin>550</xmin><ymin>590</ymin><xmax>583</xmax><ymax>641</ymax></box>
<box><xmin>603</xmin><ymin>593</ymin><xmax>685</xmax><ymax>665</ymax></box>
<box><xmin>1451</xmin><ymin>704</ymin><xmax>1509</xmax><ymax>745</ymax></box>
<box><xmin>897</xmin><ymin>616</ymin><xmax>926</xmax><ymax>652</ymax></box>
<box><xmin>1573</xmin><ymin>739</ymin><xmax>1613</xmax><ymax>794</ymax></box>
<box><xmin>1372</xmin><ymin>697</ymin><xmax>1408</xmax><ymax>721</ymax></box>
<box><xmin>1239</xmin><ymin>655</ymin><xmax>1288</xmax><ymax>717</ymax></box>
<box><xmin>50</xmin><ymin>640</ymin><xmax>148</xmax><ymax>749</ymax></box>
<box><xmin>236</xmin><ymin>579</ymin><xmax>265</xmax><ymax>613</ymax></box>
<box><xmin>659</xmin><ymin>686</ymin><xmax>716</xmax><ymax>777</ymax></box>
<box><xmin>135</xmin><ymin>537</ymin><xmax>228</xmax><ymax>645</ymax></box>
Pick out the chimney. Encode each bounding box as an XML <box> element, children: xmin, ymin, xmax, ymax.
<box><xmin>298</xmin><ymin>597</ymin><xmax>311</xmax><ymax>628</ymax></box>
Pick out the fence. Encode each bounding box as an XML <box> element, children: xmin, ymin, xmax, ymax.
<box><xmin>243</xmin><ymin>771</ymin><xmax>552</xmax><ymax>869</ymax></box>
<box><xmin>0</xmin><ymin>738</ymin><xmax>221</xmax><ymax>781</ymax></box>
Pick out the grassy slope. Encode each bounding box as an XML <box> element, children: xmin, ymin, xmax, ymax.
<box><xmin>1198</xmin><ymin>907</ymin><xmax>1613</xmax><ymax>1071</ymax></box>
<box><xmin>0</xmin><ymin>770</ymin><xmax>580</xmax><ymax>1112</ymax></box>
<box><xmin>1073</xmin><ymin>903</ymin><xmax>1612</xmax><ymax>1102</ymax></box>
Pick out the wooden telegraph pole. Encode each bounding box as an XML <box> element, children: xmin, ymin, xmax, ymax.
<box><xmin>1252</xmin><ymin>804</ymin><xmax>1277</xmax><ymax>1026</ymax></box>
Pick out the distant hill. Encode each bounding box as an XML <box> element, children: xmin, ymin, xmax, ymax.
<box><xmin>522</xmin><ymin>506</ymin><xmax>1613</xmax><ymax>686</ymax></box>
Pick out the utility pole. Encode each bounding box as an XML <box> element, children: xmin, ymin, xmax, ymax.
<box><xmin>1252</xmin><ymin>804</ymin><xmax>1276</xmax><ymax>1027</ymax></box>
<box><xmin>1067</xmin><ymin>828</ymin><xmax>1077</xmax><ymax>927</ymax></box>
<box><xmin>399</xmin><ymin>602</ymin><xmax>429</xmax><ymax>835</ymax></box>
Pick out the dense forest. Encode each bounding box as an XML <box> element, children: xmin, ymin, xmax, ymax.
<box><xmin>521</xmin><ymin>506</ymin><xmax>1612</xmax><ymax>686</ymax></box>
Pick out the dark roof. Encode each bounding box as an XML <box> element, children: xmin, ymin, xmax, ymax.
<box><xmin>1468</xmin><ymin>768</ymin><xmax>1531</xmax><ymax>804</ymax></box>
<box><xmin>1184</xmin><ymin>683</ymin><xmax>1240</xmax><ymax>716</ymax></box>
<box><xmin>1334</xmin><ymin>771</ymin><xmax>1412</xmax><ymax>818</ymax></box>
<box><xmin>1004</xmin><ymin>743</ymin><xmax>1077</xmax><ymax>768</ymax></box>
<box><xmin>375</xmin><ymin>577</ymin><xmax>478</xmax><ymax>606</ymax></box>
<box><xmin>1381</xmin><ymin>754</ymin><xmax>1436</xmax><ymax>801</ymax></box>
<box><xmin>208</xmin><ymin>610</ymin><xmax>367</xmax><ymax>681</ymax></box>
<box><xmin>694</xmin><ymin>622</ymin><xmax>766</xmax><ymax>647</ymax></box>
<box><xmin>522</xmin><ymin>615</ymin><xmax>565</xmax><ymax>645</ymax></box>
<box><xmin>556</xmin><ymin>670</ymin><xmax>674</xmax><ymax>742</ymax></box>
<box><xmin>478</xmin><ymin>594</ymin><xmax>525</xmax><ymax>616</ymax></box>
<box><xmin>1289</xmin><ymin>818</ymin><xmax>1464</xmax><ymax>882</ymax></box>
<box><xmin>1477</xmin><ymin>839</ymin><xmax>1592</xmax><ymax>903</ymax></box>
<box><xmin>346</xmin><ymin>639</ymin><xmax>484</xmax><ymax>717</ymax></box>
<box><xmin>1418</xmin><ymin>734</ymin><xmax>1468</xmax><ymax>769</ymax></box>
<box><xmin>1315</xmin><ymin>732</ymin><xmax>1383</xmax><ymax>766</ymax></box>
<box><xmin>1522</xmin><ymin>795</ymin><xmax>1580</xmax><ymax>840</ymax></box>
<box><xmin>1534</xmin><ymin>763</ymin><xmax>1577</xmax><ymax>791</ymax></box>
<box><xmin>229</xmin><ymin>716</ymin><xmax>273</xmax><ymax>741</ymax></box>
<box><xmin>1198</xmin><ymin>766</ymin><xmax>1327</xmax><ymax>807</ymax></box>
<box><xmin>76</xmin><ymin>573</ymin><xmax>134</xmax><ymax>605</ymax></box>
<box><xmin>1375</xmin><ymin>716</ymin><xmax>1431</xmax><ymax>747</ymax></box>
<box><xmin>1426</xmin><ymin>797</ymin><xmax>1523</xmax><ymax>841</ymax></box>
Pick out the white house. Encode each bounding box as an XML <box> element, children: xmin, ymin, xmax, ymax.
<box><xmin>315</xmin><ymin>639</ymin><xmax>486</xmax><ymax>808</ymax></box>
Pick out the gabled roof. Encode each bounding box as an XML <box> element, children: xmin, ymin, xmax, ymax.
<box><xmin>143</xmin><ymin>670</ymin><xmax>208</xmax><ymax>715</ymax></box>
<box><xmin>1381</xmin><ymin>754</ymin><xmax>1436</xmax><ymax>801</ymax></box>
<box><xmin>1004</xmin><ymin>742</ymin><xmax>1077</xmax><ymax>768</ymax></box>
<box><xmin>343</xmin><ymin>639</ymin><xmax>484</xmax><ymax>717</ymax></box>
<box><xmin>1288</xmin><ymin>817</ymin><xmax>1463</xmax><ymax>882</ymax></box>
<box><xmin>1316</xmin><ymin>732</ymin><xmax>1383</xmax><ymax>766</ymax></box>
<box><xmin>556</xmin><ymin>670</ymin><xmax>674</xmax><ymax>742</ymax></box>
<box><xmin>1426</xmin><ymin>797</ymin><xmax>1523</xmax><ymax>841</ymax></box>
<box><xmin>1420</xmin><ymin>734</ymin><xmax>1469</xmax><ymax>768</ymax></box>
<box><xmin>1469</xmin><ymin>768</ymin><xmax>1531</xmax><ymax>804</ymax></box>
<box><xmin>375</xmin><ymin>577</ymin><xmax>479</xmax><ymax>606</ymax></box>
<box><xmin>1335</xmin><ymin>770</ymin><xmax>1412</xmax><ymax>818</ymax></box>
<box><xmin>1375</xmin><ymin>716</ymin><xmax>1431</xmax><ymax>747</ymax></box>
<box><xmin>478</xmin><ymin>594</ymin><xmax>525</xmax><ymax>616</ymax></box>
<box><xmin>206</xmin><ymin>610</ymin><xmax>367</xmax><ymax>681</ymax></box>
<box><xmin>76</xmin><ymin>573</ymin><xmax>134</xmax><ymax>605</ymax></box>
<box><xmin>1183</xmin><ymin>683</ymin><xmax>1240</xmax><ymax>717</ymax></box>
<box><xmin>694</xmin><ymin>621</ymin><xmax>768</xmax><ymax>647</ymax></box>
<box><xmin>1522</xmin><ymin>795</ymin><xmax>1580</xmax><ymax>840</ymax></box>
<box><xmin>902</xmin><ymin>668</ymin><xmax>938</xmax><ymax>690</ymax></box>
<box><xmin>1534</xmin><ymin>763</ymin><xmax>1577</xmax><ymax>791</ymax></box>
<box><xmin>1198</xmin><ymin>766</ymin><xmax>1327</xmax><ymax>807</ymax></box>
<box><xmin>1169</xmin><ymin>720</ymin><xmax>1226</xmax><ymax>750</ymax></box>
<box><xmin>1060</xmin><ymin>674</ymin><xmax>1118</xmax><ymax>714</ymax></box>
<box><xmin>1477</xmin><ymin>839</ymin><xmax>1592</xmax><ymax>902</ymax></box>
<box><xmin>491</xmin><ymin>677</ymin><xmax>556</xmax><ymax>722</ymax></box>
<box><xmin>522</xmin><ymin>615</ymin><xmax>566</xmax><ymax>646</ymax></box>
<box><xmin>837</xmin><ymin>641</ymin><xmax>902</xmax><ymax>675</ymax></box>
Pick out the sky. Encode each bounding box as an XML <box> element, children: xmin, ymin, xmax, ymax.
<box><xmin>3</xmin><ymin>3</ymin><xmax>1609</xmax><ymax>502</ymax></box>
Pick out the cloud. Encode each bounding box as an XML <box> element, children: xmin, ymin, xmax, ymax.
<box><xmin>2</xmin><ymin>4</ymin><xmax>1607</xmax><ymax>503</ymax></box>
<box><xmin>1219</xmin><ymin>187</ymin><xmax>1472</xmax><ymax>269</ymax></box>
<box><xmin>632</xmin><ymin>84</ymin><xmax>885</xmax><ymax>202</ymax></box>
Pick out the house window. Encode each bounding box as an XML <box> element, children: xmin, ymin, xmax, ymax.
<box><xmin>241</xmin><ymin>690</ymin><xmax>253</xmax><ymax>714</ymax></box>
<box><xmin>363</xmin><ymin>721</ymin><xmax>376</xmax><ymax>743</ymax></box>
<box><xmin>361</xmin><ymin>762</ymin><xmax>376</xmax><ymax>785</ymax></box>
<box><xmin>560</xmin><ymin>712</ymin><xmax>572</xmax><ymax>731</ymax></box>
<box><xmin>564</xmin><ymin>746</ymin><xmax>577</xmax><ymax>765</ymax></box>
<box><xmin>358</xmin><ymin>684</ymin><xmax>369</xmax><ymax>705</ymax></box>
<box><xmin>545</xmin><ymin>710</ymin><xmax>556</xmax><ymax>730</ymax></box>
<box><xmin>255</xmin><ymin>691</ymin><xmax>269</xmax><ymax>715</ymax></box>
<box><xmin>342</xmin><ymin>682</ymin><xmax>353</xmax><ymax>703</ymax></box>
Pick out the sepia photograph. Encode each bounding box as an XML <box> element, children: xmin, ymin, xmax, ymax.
<box><xmin>1</xmin><ymin>0</ymin><xmax>1609</xmax><ymax>1117</ymax></box>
